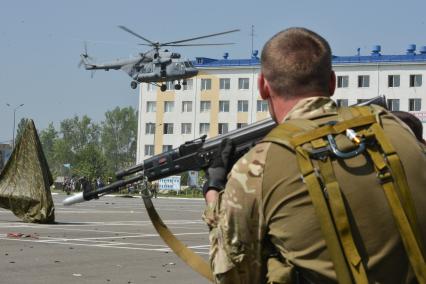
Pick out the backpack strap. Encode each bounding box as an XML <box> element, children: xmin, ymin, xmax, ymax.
<box><xmin>263</xmin><ymin>106</ymin><xmax>426</xmax><ymax>283</ymax></box>
<box><xmin>264</xmin><ymin>115</ymin><xmax>371</xmax><ymax>283</ymax></box>
<box><xmin>354</xmin><ymin>107</ymin><xmax>426</xmax><ymax>283</ymax></box>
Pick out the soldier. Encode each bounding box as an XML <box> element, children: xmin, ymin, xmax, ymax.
<box><xmin>203</xmin><ymin>28</ymin><xmax>426</xmax><ymax>283</ymax></box>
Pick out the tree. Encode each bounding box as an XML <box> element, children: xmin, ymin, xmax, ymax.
<box><xmin>60</xmin><ymin>115</ymin><xmax>100</xmax><ymax>153</ymax></box>
<box><xmin>39</xmin><ymin>123</ymin><xmax>59</xmax><ymax>174</ymax></box>
<box><xmin>101</xmin><ymin>106</ymin><xmax>137</xmax><ymax>173</ymax></box>
<box><xmin>15</xmin><ymin>118</ymin><xmax>30</xmax><ymax>144</ymax></box>
<box><xmin>73</xmin><ymin>143</ymin><xmax>108</xmax><ymax>182</ymax></box>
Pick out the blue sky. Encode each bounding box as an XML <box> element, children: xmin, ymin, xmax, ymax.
<box><xmin>1</xmin><ymin>0</ymin><xmax>426</xmax><ymax>143</ymax></box>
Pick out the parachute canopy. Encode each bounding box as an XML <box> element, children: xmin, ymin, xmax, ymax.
<box><xmin>0</xmin><ymin>119</ymin><xmax>55</xmax><ymax>223</ymax></box>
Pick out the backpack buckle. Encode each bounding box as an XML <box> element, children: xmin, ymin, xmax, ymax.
<box><xmin>327</xmin><ymin>133</ymin><xmax>366</xmax><ymax>159</ymax></box>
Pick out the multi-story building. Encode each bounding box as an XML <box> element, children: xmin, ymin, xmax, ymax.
<box><xmin>0</xmin><ymin>143</ymin><xmax>12</xmax><ymax>172</ymax></box>
<box><xmin>136</xmin><ymin>45</ymin><xmax>426</xmax><ymax>162</ymax></box>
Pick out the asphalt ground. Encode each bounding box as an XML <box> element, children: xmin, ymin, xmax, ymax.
<box><xmin>0</xmin><ymin>194</ymin><xmax>211</xmax><ymax>284</ymax></box>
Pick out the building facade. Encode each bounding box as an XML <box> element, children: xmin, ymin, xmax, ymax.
<box><xmin>136</xmin><ymin>46</ymin><xmax>426</xmax><ymax>162</ymax></box>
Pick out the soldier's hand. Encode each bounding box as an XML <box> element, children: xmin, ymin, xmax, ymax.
<box><xmin>203</xmin><ymin>138</ymin><xmax>235</xmax><ymax>196</ymax></box>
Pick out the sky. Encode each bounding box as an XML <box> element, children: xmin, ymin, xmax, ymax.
<box><xmin>1</xmin><ymin>0</ymin><xmax>426</xmax><ymax>143</ymax></box>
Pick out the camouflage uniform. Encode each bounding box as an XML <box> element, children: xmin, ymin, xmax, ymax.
<box><xmin>203</xmin><ymin>97</ymin><xmax>426</xmax><ymax>283</ymax></box>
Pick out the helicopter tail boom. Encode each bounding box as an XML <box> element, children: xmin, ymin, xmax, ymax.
<box><xmin>79</xmin><ymin>54</ymin><xmax>96</xmax><ymax>70</ymax></box>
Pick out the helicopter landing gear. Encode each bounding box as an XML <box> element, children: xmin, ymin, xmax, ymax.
<box><xmin>130</xmin><ymin>81</ymin><xmax>138</xmax><ymax>89</ymax></box>
<box><xmin>174</xmin><ymin>83</ymin><xmax>181</xmax><ymax>90</ymax></box>
<box><xmin>160</xmin><ymin>84</ymin><xmax>167</xmax><ymax>92</ymax></box>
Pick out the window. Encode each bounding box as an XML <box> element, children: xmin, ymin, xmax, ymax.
<box><xmin>410</xmin><ymin>74</ymin><xmax>422</xmax><ymax>87</ymax></box>
<box><xmin>199</xmin><ymin>123</ymin><xmax>210</xmax><ymax>134</ymax></box>
<box><xmin>146</xmin><ymin>101</ymin><xmax>156</xmax><ymax>112</ymax></box>
<box><xmin>183</xmin><ymin>79</ymin><xmax>193</xmax><ymax>90</ymax></box>
<box><xmin>201</xmin><ymin>78</ymin><xmax>212</xmax><ymax>90</ymax></box>
<box><xmin>166</xmin><ymin>81</ymin><xmax>174</xmax><ymax>90</ymax></box>
<box><xmin>162</xmin><ymin>145</ymin><xmax>173</xmax><ymax>152</ymax></box>
<box><xmin>146</xmin><ymin>84</ymin><xmax>156</xmax><ymax>92</ymax></box>
<box><xmin>218</xmin><ymin>123</ymin><xmax>229</xmax><ymax>134</ymax></box>
<box><xmin>182</xmin><ymin>101</ymin><xmax>193</xmax><ymax>112</ymax></box>
<box><xmin>163</xmin><ymin>123</ymin><xmax>174</xmax><ymax>134</ymax></box>
<box><xmin>387</xmin><ymin>99</ymin><xmax>400</xmax><ymax>111</ymax></box>
<box><xmin>257</xmin><ymin>100</ymin><xmax>268</xmax><ymax>112</ymax></box>
<box><xmin>358</xmin><ymin>75</ymin><xmax>370</xmax><ymax>87</ymax></box>
<box><xmin>219</xmin><ymin>100</ymin><xmax>230</xmax><ymax>112</ymax></box>
<box><xmin>409</xmin><ymin>98</ymin><xmax>422</xmax><ymax>111</ymax></box>
<box><xmin>238</xmin><ymin>78</ymin><xmax>249</xmax><ymax>89</ymax></box>
<box><xmin>388</xmin><ymin>75</ymin><xmax>400</xmax><ymax>87</ymax></box>
<box><xmin>144</xmin><ymin>145</ymin><xmax>154</xmax><ymax>156</ymax></box>
<box><xmin>164</xmin><ymin>101</ymin><xmax>174</xmax><ymax>112</ymax></box>
<box><xmin>145</xmin><ymin>123</ymin><xmax>155</xmax><ymax>134</ymax></box>
<box><xmin>200</xmin><ymin>101</ymin><xmax>211</xmax><ymax>112</ymax></box>
<box><xmin>336</xmin><ymin>99</ymin><xmax>349</xmax><ymax>107</ymax></box>
<box><xmin>220</xmin><ymin>78</ymin><xmax>230</xmax><ymax>90</ymax></box>
<box><xmin>181</xmin><ymin>123</ymin><xmax>192</xmax><ymax>134</ymax></box>
<box><xmin>337</xmin><ymin>76</ymin><xmax>349</xmax><ymax>88</ymax></box>
<box><xmin>237</xmin><ymin>123</ymin><xmax>247</xmax><ymax>129</ymax></box>
<box><xmin>237</xmin><ymin>100</ymin><xmax>249</xmax><ymax>112</ymax></box>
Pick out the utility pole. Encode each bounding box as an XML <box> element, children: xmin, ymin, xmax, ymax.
<box><xmin>250</xmin><ymin>25</ymin><xmax>255</xmax><ymax>56</ymax></box>
<box><xmin>6</xmin><ymin>103</ymin><xmax>24</xmax><ymax>147</ymax></box>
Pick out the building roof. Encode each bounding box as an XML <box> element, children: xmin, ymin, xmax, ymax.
<box><xmin>193</xmin><ymin>50</ymin><xmax>426</xmax><ymax>67</ymax></box>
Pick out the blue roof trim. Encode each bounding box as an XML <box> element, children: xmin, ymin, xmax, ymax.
<box><xmin>333</xmin><ymin>54</ymin><xmax>426</xmax><ymax>64</ymax></box>
<box><xmin>193</xmin><ymin>54</ymin><xmax>426</xmax><ymax>67</ymax></box>
<box><xmin>193</xmin><ymin>57</ymin><xmax>260</xmax><ymax>67</ymax></box>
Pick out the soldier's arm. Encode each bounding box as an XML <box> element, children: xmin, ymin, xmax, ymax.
<box><xmin>204</xmin><ymin>143</ymin><xmax>270</xmax><ymax>283</ymax></box>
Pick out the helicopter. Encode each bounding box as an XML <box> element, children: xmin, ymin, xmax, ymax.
<box><xmin>79</xmin><ymin>26</ymin><xmax>239</xmax><ymax>91</ymax></box>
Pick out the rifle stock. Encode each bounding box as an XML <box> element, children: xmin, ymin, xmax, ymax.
<box><xmin>63</xmin><ymin>95</ymin><xmax>386</xmax><ymax>205</ymax></box>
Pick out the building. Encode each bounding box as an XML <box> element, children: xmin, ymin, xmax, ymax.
<box><xmin>136</xmin><ymin>45</ymin><xmax>426</xmax><ymax>162</ymax></box>
<box><xmin>0</xmin><ymin>143</ymin><xmax>12</xmax><ymax>172</ymax></box>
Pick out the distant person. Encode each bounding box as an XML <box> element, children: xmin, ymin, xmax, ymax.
<box><xmin>79</xmin><ymin>176</ymin><xmax>92</xmax><ymax>194</ymax></box>
<box><xmin>392</xmin><ymin>110</ymin><xmax>426</xmax><ymax>145</ymax></box>
<box><xmin>150</xmin><ymin>181</ymin><xmax>158</xmax><ymax>198</ymax></box>
<box><xmin>96</xmin><ymin>177</ymin><xmax>104</xmax><ymax>189</ymax></box>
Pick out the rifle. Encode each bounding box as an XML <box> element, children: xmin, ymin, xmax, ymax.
<box><xmin>63</xmin><ymin>95</ymin><xmax>387</xmax><ymax>206</ymax></box>
<box><xmin>63</xmin><ymin>95</ymin><xmax>387</xmax><ymax>281</ymax></box>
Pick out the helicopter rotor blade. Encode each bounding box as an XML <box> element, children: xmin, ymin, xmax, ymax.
<box><xmin>78</xmin><ymin>42</ymin><xmax>95</xmax><ymax>68</ymax></box>
<box><xmin>118</xmin><ymin>25</ymin><xmax>157</xmax><ymax>46</ymax></box>
<box><xmin>163</xmin><ymin>43</ymin><xmax>235</xmax><ymax>47</ymax></box>
<box><xmin>161</xmin><ymin>29</ymin><xmax>240</xmax><ymax>45</ymax></box>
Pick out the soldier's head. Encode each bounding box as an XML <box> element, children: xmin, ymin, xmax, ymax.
<box><xmin>258</xmin><ymin>27</ymin><xmax>335</xmax><ymax>122</ymax></box>
<box><xmin>260</xmin><ymin>27</ymin><xmax>334</xmax><ymax>98</ymax></box>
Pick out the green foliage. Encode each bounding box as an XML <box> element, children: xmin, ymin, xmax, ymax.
<box><xmin>73</xmin><ymin>144</ymin><xmax>108</xmax><ymax>181</ymax></box>
<box><xmin>39</xmin><ymin>107</ymin><xmax>137</xmax><ymax>181</ymax></box>
<box><xmin>101</xmin><ymin>106</ymin><xmax>138</xmax><ymax>172</ymax></box>
<box><xmin>15</xmin><ymin>118</ymin><xmax>30</xmax><ymax>144</ymax></box>
<box><xmin>60</xmin><ymin>115</ymin><xmax>100</xmax><ymax>153</ymax></box>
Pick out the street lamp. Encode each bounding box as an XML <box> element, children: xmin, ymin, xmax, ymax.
<box><xmin>6</xmin><ymin>103</ymin><xmax>24</xmax><ymax>147</ymax></box>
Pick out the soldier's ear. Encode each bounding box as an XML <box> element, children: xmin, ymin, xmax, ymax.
<box><xmin>258</xmin><ymin>73</ymin><xmax>270</xmax><ymax>100</ymax></box>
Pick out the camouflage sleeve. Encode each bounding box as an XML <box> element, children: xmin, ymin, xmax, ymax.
<box><xmin>203</xmin><ymin>142</ymin><xmax>271</xmax><ymax>284</ymax></box>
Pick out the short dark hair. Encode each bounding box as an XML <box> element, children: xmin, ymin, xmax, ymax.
<box><xmin>261</xmin><ymin>27</ymin><xmax>332</xmax><ymax>97</ymax></box>
<box><xmin>392</xmin><ymin>111</ymin><xmax>424</xmax><ymax>143</ymax></box>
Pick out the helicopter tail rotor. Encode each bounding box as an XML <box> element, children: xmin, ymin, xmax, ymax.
<box><xmin>78</xmin><ymin>42</ymin><xmax>95</xmax><ymax>68</ymax></box>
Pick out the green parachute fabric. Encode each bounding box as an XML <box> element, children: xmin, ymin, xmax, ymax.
<box><xmin>0</xmin><ymin>119</ymin><xmax>55</xmax><ymax>223</ymax></box>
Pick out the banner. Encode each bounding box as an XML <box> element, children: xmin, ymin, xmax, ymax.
<box><xmin>159</xmin><ymin>176</ymin><xmax>181</xmax><ymax>191</ymax></box>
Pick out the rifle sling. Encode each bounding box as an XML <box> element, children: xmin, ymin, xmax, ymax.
<box><xmin>142</xmin><ymin>196</ymin><xmax>214</xmax><ymax>282</ymax></box>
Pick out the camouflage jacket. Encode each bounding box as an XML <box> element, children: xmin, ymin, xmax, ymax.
<box><xmin>203</xmin><ymin>96</ymin><xmax>426</xmax><ymax>283</ymax></box>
